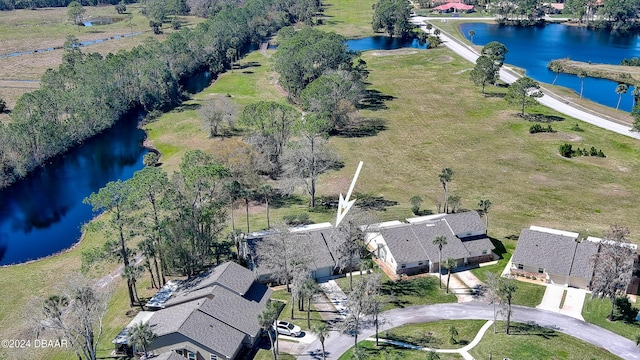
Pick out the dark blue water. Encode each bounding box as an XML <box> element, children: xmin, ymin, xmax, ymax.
<box><xmin>0</xmin><ymin>114</ymin><xmax>148</xmax><ymax>265</ymax></box>
<box><xmin>346</xmin><ymin>36</ymin><xmax>428</xmax><ymax>51</ymax></box>
<box><xmin>459</xmin><ymin>23</ymin><xmax>640</xmax><ymax>111</ymax></box>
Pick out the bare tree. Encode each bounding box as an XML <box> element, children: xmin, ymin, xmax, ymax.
<box><xmin>591</xmin><ymin>234</ymin><xmax>635</xmax><ymax>321</ymax></box>
<box><xmin>33</xmin><ymin>273</ymin><xmax>110</xmax><ymax>360</ymax></box>
<box><xmin>484</xmin><ymin>272</ymin><xmax>501</xmax><ymax>334</ymax></box>
<box><xmin>282</xmin><ymin>115</ymin><xmax>338</xmax><ymax>208</ymax></box>
<box><xmin>199</xmin><ymin>96</ymin><xmax>238</xmax><ymax>137</ymax></box>
<box><xmin>604</xmin><ymin>224</ymin><xmax>631</xmax><ymax>242</ymax></box>
<box><xmin>341</xmin><ymin>273</ymin><xmax>381</xmax><ymax>349</ymax></box>
<box><xmin>254</xmin><ymin>223</ymin><xmax>311</xmax><ymax>292</ymax></box>
<box><xmin>335</xmin><ymin>209</ymin><xmax>378</xmax><ymax>291</ymax></box>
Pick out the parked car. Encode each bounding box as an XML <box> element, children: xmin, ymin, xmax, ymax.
<box><xmin>273</xmin><ymin>321</ymin><xmax>302</xmax><ymax>337</ymax></box>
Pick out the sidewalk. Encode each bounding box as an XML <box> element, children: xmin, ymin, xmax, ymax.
<box><xmin>364</xmin><ymin>320</ymin><xmax>494</xmax><ymax>360</ymax></box>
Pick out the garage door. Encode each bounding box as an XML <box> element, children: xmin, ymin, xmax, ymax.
<box><xmin>313</xmin><ymin>267</ymin><xmax>333</xmax><ymax>279</ymax></box>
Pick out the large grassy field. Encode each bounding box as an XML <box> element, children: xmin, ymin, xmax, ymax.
<box><xmin>3</xmin><ymin>1</ymin><xmax>640</xmax><ymax>359</ymax></box>
<box><xmin>0</xmin><ymin>5</ymin><xmax>202</xmax><ymax>111</ymax></box>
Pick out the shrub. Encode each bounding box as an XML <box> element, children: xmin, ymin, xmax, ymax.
<box><xmin>529</xmin><ymin>124</ymin><xmax>554</xmax><ymax>133</ymax></box>
<box><xmin>571</xmin><ymin>123</ymin><xmax>584</xmax><ymax>132</ymax></box>
<box><xmin>615</xmin><ymin>297</ymin><xmax>639</xmax><ymax>322</ymax></box>
<box><xmin>559</xmin><ymin>143</ymin><xmax>573</xmax><ymax>158</ymax></box>
<box><xmin>0</xmin><ymin>97</ymin><xmax>5</xmax><ymax>113</ymax></box>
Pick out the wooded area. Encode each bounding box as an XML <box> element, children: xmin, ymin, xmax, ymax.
<box><xmin>0</xmin><ymin>0</ymin><xmax>321</xmax><ymax>189</ymax></box>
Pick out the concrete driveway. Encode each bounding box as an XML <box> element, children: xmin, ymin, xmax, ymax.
<box><xmin>536</xmin><ymin>285</ymin><xmax>586</xmax><ymax>321</ymax></box>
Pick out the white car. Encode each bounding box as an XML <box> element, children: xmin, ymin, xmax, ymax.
<box><xmin>273</xmin><ymin>321</ymin><xmax>302</xmax><ymax>337</ymax></box>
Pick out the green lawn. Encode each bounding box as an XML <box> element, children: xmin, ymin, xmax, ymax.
<box><xmin>469</xmin><ymin>322</ymin><xmax>622</xmax><ymax>360</ymax></box>
<box><xmin>317</xmin><ymin>0</ymin><xmax>378</xmax><ymax>38</ymax></box>
<box><xmin>254</xmin><ymin>349</ymin><xmax>296</xmax><ymax>360</ymax></box>
<box><xmin>385</xmin><ymin>320</ymin><xmax>487</xmax><ymax>349</ymax></box>
<box><xmin>582</xmin><ymin>297</ymin><xmax>640</xmax><ymax>341</ymax></box>
<box><xmin>270</xmin><ymin>289</ymin><xmax>326</xmax><ymax>331</ymax></box>
<box><xmin>510</xmin><ymin>281</ymin><xmax>546</xmax><ymax>307</ymax></box>
<box><xmin>335</xmin><ymin>273</ymin><xmax>457</xmax><ymax>311</ymax></box>
<box><xmin>338</xmin><ymin>341</ymin><xmax>464</xmax><ymax>360</ymax></box>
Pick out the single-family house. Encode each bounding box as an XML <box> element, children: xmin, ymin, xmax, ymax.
<box><xmin>241</xmin><ymin>222</ymin><xmax>356</xmax><ymax>282</ymax></box>
<box><xmin>113</xmin><ymin>261</ymin><xmax>272</xmax><ymax>360</ymax></box>
<box><xmin>510</xmin><ymin>226</ymin><xmax>638</xmax><ymax>289</ymax></box>
<box><xmin>366</xmin><ymin>211</ymin><xmax>495</xmax><ymax>275</ymax></box>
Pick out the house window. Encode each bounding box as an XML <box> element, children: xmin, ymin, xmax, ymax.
<box><xmin>538</xmin><ymin>267</ymin><xmax>544</xmax><ymax>274</ymax></box>
<box><xmin>211</xmin><ymin>355</ymin><xmax>218</xmax><ymax>360</ymax></box>
<box><xmin>188</xmin><ymin>352</ymin><xmax>196</xmax><ymax>360</ymax></box>
<box><xmin>517</xmin><ymin>264</ymin><xmax>524</xmax><ymax>270</ymax></box>
<box><xmin>482</xmin><ymin>250</ymin><xmax>487</xmax><ymax>255</ymax></box>
<box><xmin>401</xmin><ymin>264</ymin><xmax>406</xmax><ymax>269</ymax></box>
<box><xmin>418</xmin><ymin>262</ymin><xmax>423</xmax><ymax>266</ymax></box>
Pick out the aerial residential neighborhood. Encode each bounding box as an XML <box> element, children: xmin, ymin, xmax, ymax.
<box><xmin>3</xmin><ymin>0</ymin><xmax>640</xmax><ymax>359</ymax></box>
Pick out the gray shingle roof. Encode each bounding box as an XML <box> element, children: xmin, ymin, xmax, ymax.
<box><xmin>161</xmin><ymin>262</ymin><xmax>257</xmax><ymax>307</ymax></box>
<box><xmin>461</xmin><ymin>235</ymin><xmax>495</xmax><ymax>254</ymax></box>
<box><xmin>379</xmin><ymin>220</ymin><xmax>476</xmax><ymax>264</ymax></box>
<box><xmin>511</xmin><ymin>229</ymin><xmax>578</xmax><ymax>276</ymax></box>
<box><xmin>199</xmin><ymin>284</ymin><xmax>272</xmax><ymax>337</ymax></box>
<box><xmin>247</xmin><ymin>228</ymin><xmax>346</xmax><ymax>276</ymax></box>
<box><xmin>443</xmin><ymin>212</ymin><xmax>487</xmax><ymax>236</ymax></box>
<box><xmin>379</xmin><ymin>225</ymin><xmax>430</xmax><ymax>264</ymax></box>
<box><xmin>145</xmin><ymin>262</ymin><xmax>272</xmax><ymax>359</ymax></box>
<box><xmin>570</xmin><ymin>239</ymin><xmax>599</xmax><ymax>279</ymax></box>
<box><xmin>180</xmin><ymin>310</ymin><xmax>246</xmax><ymax>358</ymax></box>
<box><xmin>413</xmin><ymin>221</ymin><xmax>470</xmax><ymax>261</ymax></box>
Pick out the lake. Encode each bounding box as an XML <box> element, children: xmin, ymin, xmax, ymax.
<box><xmin>459</xmin><ymin>22</ymin><xmax>640</xmax><ymax>111</ymax></box>
<box><xmin>0</xmin><ymin>114</ymin><xmax>148</xmax><ymax>265</ymax></box>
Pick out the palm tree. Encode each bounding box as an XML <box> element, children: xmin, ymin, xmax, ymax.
<box><xmin>616</xmin><ymin>83</ymin><xmax>629</xmax><ymax>110</ymax></box>
<box><xmin>258</xmin><ymin>301</ymin><xmax>280</xmax><ymax>360</ymax></box>
<box><xmin>122</xmin><ymin>264</ymin><xmax>143</xmax><ymax>306</ymax></box>
<box><xmin>448</xmin><ymin>325</ymin><xmax>459</xmax><ymax>344</ymax></box>
<box><xmin>433</xmin><ymin>235</ymin><xmax>448</xmax><ymax>288</ymax></box>
<box><xmin>549</xmin><ymin>61</ymin><xmax>563</xmax><ymax>85</ymax></box>
<box><xmin>631</xmin><ymin>84</ymin><xmax>640</xmax><ymax>108</ymax></box>
<box><xmin>468</xmin><ymin>30</ymin><xmax>476</xmax><ymax>43</ymax></box>
<box><xmin>578</xmin><ymin>70</ymin><xmax>587</xmax><ymax>98</ymax></box>
<box><xmin>239</xmin><ymin>186</ymin><xmax>254</xmax><ymax>233</ymax></box>
<box><xmin>301</xmin><ymin>279</ymin><xmax>321</xmax><ymax>329</ymax></box>
<box><xmin>438</xmin><ymin>168</ymin><xmax>454</xmax><ymax>213</ymax></box>
<box><xmin>312</xmin><ymin>322</ymin><xmax>331</xmax><ymax>360</ymax></box>
<box><xmin>477</xmin><ymin>199</ymin><xmax>492</xmax><ymax>228</ymax></box>
<box><xmin>427</xmin><ymin>351</ymin><xmax>441</xmax><ymax>360</ymax></box>
<box><xmin>127</xmin><ymin>322</ymin><xmax>156</xmax><ymax>356</ymax></box>
<box><xmin>257</xmin><ymin>184</ymin><xmax>274</xmax><ymax>228</ymax></box>
<box><xmin>426</xmin><ymin>23</ymin><xmax>433</xmax><ymax>34</ymax></box>
<box><xmin>443</xmin><ymin>258</ymin><xmax>457</xmax><ymax>294</ymax></box>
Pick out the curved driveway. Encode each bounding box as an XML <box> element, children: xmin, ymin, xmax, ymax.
<box><xmin>410</xmin><ymin>16</ymin><xmax>640</xmax><ymax>141</ymax></box>
<box><xmin>297</xmin><ymin>303</ymin><xmax>640</xmax><ymax>359</ymax></box>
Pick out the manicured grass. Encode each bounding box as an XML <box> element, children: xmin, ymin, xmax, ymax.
<box><xmin>335</xmin><ymin>273</ymin><xmax>457</xmax><ymax>310</ymax></box>
<box><xmin>469</xmin><ymin>321</ymin><xmax>622</xmax><ymax>360</ymax></box>
<box><xmin>510</xmin><ymin>281</ymin><xmax>546</xmax><ymax>307</ymax></box>
<box><xmin>254</xmin><ymin>349</ymin><xmax>296</xmax><ymax>360</ymax></box>
<box><xmin>582</xmin><ymin>297</ymin><xmax>640</xmax><ymax>341</ymax></box>
<box><xmin>338</xmin><ymin>340</ymin><xmax>464</xmax><ymax>360</ymax></box>
<box><xmin>317</xmin><ymin>0</ymin><xmax>377</xmax><ymax>38</ymax></box>
<box><xmin>385</xmin><ymin>320</ymin><xmax>487</xmax><ymax>349</ymax></box>
<box><xmin>270</xmin><ymin>289</ymin><xmax>326</xmax><ymax>331</ymax></box>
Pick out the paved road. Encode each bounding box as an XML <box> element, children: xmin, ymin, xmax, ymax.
<box><xmin>411</xmin><ymin>16</ymin><xmax>640</xmax><ymax>141</ymax></box>
<box><xmin>297</xmin><ymin>303</ymin><xmax>640</xmax><ymax>359</ymax></box>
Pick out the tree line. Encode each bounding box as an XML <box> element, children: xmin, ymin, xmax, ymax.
<box><xmin>0</xmin><ymin>0</ymin><xmax>318</xmax><ymax>190</ymax></box>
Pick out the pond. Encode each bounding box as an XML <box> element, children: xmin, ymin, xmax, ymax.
<box><xmin>459</xmin><ymin>22</ymin><xmax>640</xmax><ymax>111</ymax></box>
<box><xmin>0</xmin><ymin>114</ymin><xmax>148</xmax><ymax>265</ymax></box>
<box><xmin>346</xmin><ymin>36</ymin><xmax>428</xmax><ymax>51</ymax></box>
